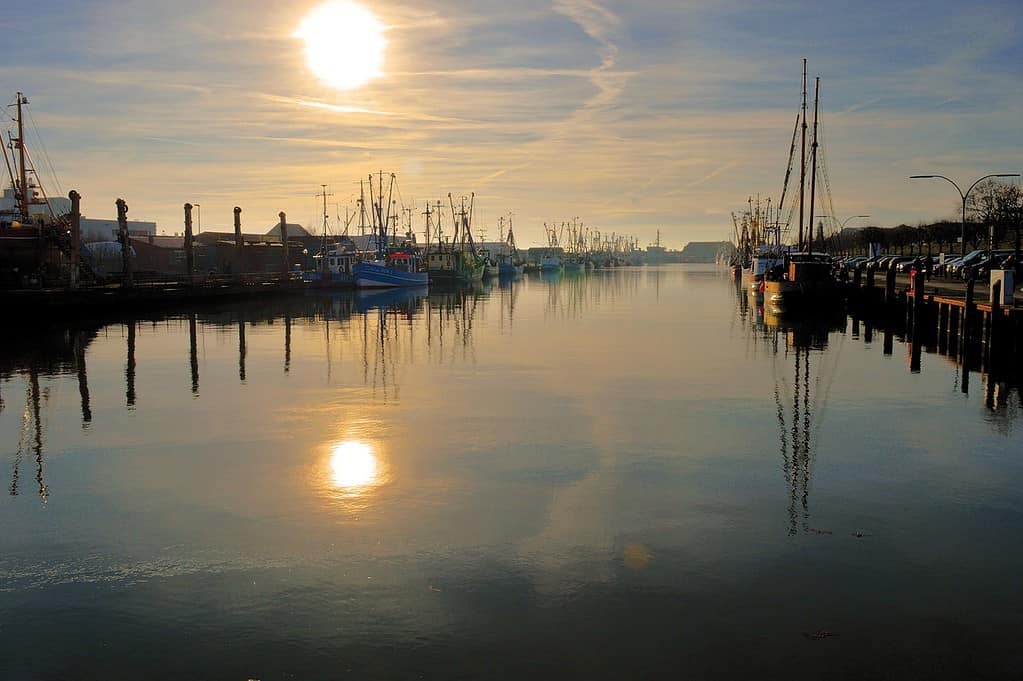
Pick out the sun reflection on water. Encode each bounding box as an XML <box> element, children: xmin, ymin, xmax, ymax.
<box><xmin>330</xmin><ymin>440</ymin><xmax>380</xmax><ymax>489</ymax></box>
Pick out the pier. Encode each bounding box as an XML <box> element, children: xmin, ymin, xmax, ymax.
<box><xmin>3</xmin><ymin>273</ymin><xmax>303</xmax><ymax>318</ymax></box>
<box><xmin>842</xmin><ymin>265</ymin><xmax>1023</xmax><ymax>383</ymax></box>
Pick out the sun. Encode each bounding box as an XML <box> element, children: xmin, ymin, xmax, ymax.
<box><xmin>295</xmin><ymin>1</ymin><xmax>387</xmax><ymax>91</ymax></box>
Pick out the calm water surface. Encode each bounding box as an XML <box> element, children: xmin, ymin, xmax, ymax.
<box><xmin>3</xmin><ymin>265</ymin><xmax>1023</xmax><ymax>679</ymax></box>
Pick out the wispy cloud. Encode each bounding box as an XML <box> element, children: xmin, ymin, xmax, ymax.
<box><xmin>3</xmin><ymin>0</ymin><xmax>1022</xmax><ymax>245</ymax></box>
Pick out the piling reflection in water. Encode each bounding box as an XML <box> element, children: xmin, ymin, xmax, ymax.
<box><xmin>2</xmin><ymin>324</ymin><xmax>101</xmax><ymax>502</ymax></box>
<box><xmin>126</xmin><ymin>320</ymin><xmax>136</xmax><ymax>408</ymax></box>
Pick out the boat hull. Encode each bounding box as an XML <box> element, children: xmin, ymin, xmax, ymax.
<box><xmin>302</xmin><ymin>272</ymin><xmax>355</xmax><ymax>288</ymax></box>
<box><xmin>429</xmin><ymin>263</ymin><xmax>484</xmax><ymax>285</ymax></box>
<box><xmin>353</xmin><ymin>262</ymin><xmax>429</xmax><ymax>288</ymax></box>
<box><xmin>354</xmin><ymin>286</ymin><xmax>429</xmax><ymax>311</ymax></box>
<box><xmin>498</xmin><ymin>263</ymin><xmax>525</xmax><ymax>277</ymax></box>
<box><xmin>763</xmin><ymin>279</ymin><xmax>838</xmax><ymax>313</ymax></box>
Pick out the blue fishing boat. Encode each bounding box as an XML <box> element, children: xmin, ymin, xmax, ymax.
<box><xmin>352</xmin><ymin>172</ymin><xmax>429</xmax><ymax>289</ymax></box>
<box><xmin>354</xmin><ymin>251</ymin><xmax>428</xmax><ymax>288</ymax></box>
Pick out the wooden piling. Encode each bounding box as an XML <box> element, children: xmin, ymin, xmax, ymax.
<box><xmin>885</xmin><ymin>267</ymin><xmax>897</xmax><ymax>304</ymax></box>
<box><xmin>987</xmin><ymin>280</ymin><xmax>1002</xmax><ymax>371</ymax></box>
<box><xmin>116</xmin><ymin>198</ymin><xmax>133</xmax><ymax>288</ymax></box>
<box><xmin>279</xmin><ymin>212</ymin><xmax>289</xmax><ymax>273</ymax></box>
<box><xmin>910</xmin><ymin>266</ymin><xmax>925</xmax><ymax>341</ymax></box>
<box><xmin>184</xmin><ymin>203</ymin><xmax>195</xmax><ymax>278</ymax></box>
<box><xmin>945</xmin><ymin>302</ymin><xmax>953</xmax><ymax>355</ymax></box>
<box><xmin>937</xmin><ymin>302</ymin><xmax>949</xmax><ymax>354</ymax></box>
<box><xmin>233</xmin><ymin>206</ymin><xmax>243</xmax><ymax>273</ymax></box>
<box><xmin>234</xmin><ymin>206</ymin><xmax>243</xmax><ymax>249</ymax></box>
<box><xmin>68</xmin><ymin>190</ymin><xmax>81</xmax><ymax>290</ymax></box>
<box><xmin>962</xmin><ymin>278</ymin><xmax>975</xmax><ymax>349</ymax></box>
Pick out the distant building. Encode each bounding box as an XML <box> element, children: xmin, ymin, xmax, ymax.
<box><xmin>0</xmin><ymin>187</ymin><xmax>71</xmax><ymax>219</ymax></box>
<box><xmin>81</xmin><ymin>217</ymin><xmax>157</xmax><ymax>243</ymax></box>
<box><xmin>2</xmin><ymin>186</ymin><xmax>157</xmax><ymax>242</ymax></box>
<box><xmin>264</xmin><ymin>222</ymin><xmax>313</xmax><ymax>241</ymax></box>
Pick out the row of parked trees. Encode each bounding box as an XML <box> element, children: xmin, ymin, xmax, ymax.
<box><xmin>825</xmin><ymin>180</ymin><xmax>1023</xmax><ymax>258</ymax></box>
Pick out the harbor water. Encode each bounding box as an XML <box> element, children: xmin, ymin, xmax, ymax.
<box><xmin>2</xmin><ymin>265</ymin><xmax>1023</xmax><ymax>679</ymax></box>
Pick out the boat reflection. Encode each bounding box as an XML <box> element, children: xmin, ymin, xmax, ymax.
<box><xmin>756</xmin><ymin>307</ymin><xmax>846</xmax><ymax>535</ymax></box>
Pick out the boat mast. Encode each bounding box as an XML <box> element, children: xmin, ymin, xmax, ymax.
<box><xmin>798</xmin><ymin>59</ymin><xmax>807</xmax><ymax>252</ymax></box>
<box><xmin>358</xmin><ymin>180</ymin><xmax>367</xmax><ymax>236</ymax></box>
<box><xmin>465</xmin><ymin>193</ymin><xmax>476</xmax><ymax>252</ymax></box>
<box><xmin>383</xmin><ymin>172</ymin><xmax>395</xmax><ymax>247</ymax></box>
<box><xmin>808</xmin><ymin>76</ymin><xmax>820</xmax><ymax>252</ymax></box>
<box><xmin>16</xmin><ymin>93</ymin><xmax>30</xmax><ymax>219</ymax></box>
<box><xmin>319</xmin><ymin>184</ymin><xmax>329</xmax><ymax>271</ymax></box>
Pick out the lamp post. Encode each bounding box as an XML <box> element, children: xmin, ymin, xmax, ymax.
<box><xmin>909</xmin><ymin>174</ymin><xmax>1020</xmax><ymax>257</ymax></box>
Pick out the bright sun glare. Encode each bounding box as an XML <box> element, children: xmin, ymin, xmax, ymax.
<box><xmin>330</xmin><ymin>440</ymin><xmax>379</xmax><ymax>488</ymax></box>
<box><xmin>295</xmin><ymin>1</ymin><xmax>387</xmax><ymax>91</ymax></box>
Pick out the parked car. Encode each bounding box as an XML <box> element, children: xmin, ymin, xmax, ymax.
<box><xmin>947</xmin><ymin>249</ymin><xmax>985</xmax><ymax>279</ymax></box>
<box><xmin>964</xmin><ymin>250</ymin><xmax>1015</xmax><ymax>281</ymax></box>
<box><xmin>863</xmin><ymin>254</ymin><xmax>894</xmax><ymax>270</ymax></box>
<box><xmin>935</xmin><ymin>255</ymin><xmax>963</xmax><ymax>277</ymax></box>
<box><xmin>843</xmin><ymin>256</ymin><xmax>868</xmax><ymax>271</ymax></box>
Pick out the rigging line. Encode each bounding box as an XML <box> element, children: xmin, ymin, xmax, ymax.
<box><xmin>777</xmin><ymin>113</ymin><xmax>800</xmax><ymax>219</ymax></box>
<box><xmin>21</xmin><ymin>145</ymin><xmax>57</xmax><ymax>220</ymax></box>
<box><xmin>809</xmin><ymin>323</ymin><xmax>847</xmax><ymax>444</ymax></box>
<box><xmin>26</xmin><ymin>107</ymin><xmax>62</xmax><ymax>199</ymax></box>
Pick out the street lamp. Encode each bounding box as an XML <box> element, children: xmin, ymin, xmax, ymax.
<box><xmin>838</xmin><ymin>214</ymin><xmax>871</xmax><ymax>230</ymax></box>
<box><xmin>820</xmin><ymin>214</ymin><xmax>869</xmax><ymax>254</ymax></box>
<box><xmin>909</xmin><ymin>174</ymin><xmax>1020</xmax><ymax>257</ymax></box>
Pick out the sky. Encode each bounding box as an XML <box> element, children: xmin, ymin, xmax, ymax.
<box><xmin>2</xmin><ymin>0</ymin><xmax>1022</xmax><ymax>248</ymax></box>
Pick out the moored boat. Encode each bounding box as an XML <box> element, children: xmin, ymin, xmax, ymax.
<box><xmin>497</xmin><ymin>217</ymin><xmax>525</xmax><ymax>277</ymax></box>
<box><xmin>762</xmin><ymin>252</ymin><xmax>837</xmax><ymax>312</ymax></box>
<box><xmin>354</xmin><ymin>251</ymin><xmax>428</xmax><ymax>288</ymax></box>
<box><xmin>352</xmin><ymin>172</ymin><xmax>429</xmax><ymax>289</ymax></box>
<box><xmin>424</xmin><ymin>193</ymin><xmax>484</xmax><ymax>285</ymax></box>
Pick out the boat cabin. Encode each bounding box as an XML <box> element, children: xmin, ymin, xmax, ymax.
<box><xmin>316</xmin><ymin>244</ymin><xmax>357</xmax><ymax>275</ymax></box>
<box><xmin>786</xmin><ymin>253</ymin><xmax>833</xmax><ymax>282</ymax></box>
<box><xmin>386</xmin><ymin>251</ymin><xmax>420</xmax><ymax>273</ymax></box>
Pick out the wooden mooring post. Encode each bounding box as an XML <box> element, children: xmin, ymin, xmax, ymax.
<box><xmin>233</xmin><ymin>206</ymin><xmax>243</xmax><ymax>273</ymax></box>
<box><xmin>279</xmin><ymin>212</ymin><xmax>289</xmax><ymax>273</ymax></box>
<box><xmin>183</xmin><ymin>203</ymin><xmax>195</xmax><ymax>279</ymax></box>
<box><xmin>937</xmin><ymin>302</ymin><xmax>949</xmax><ymax>354</ymax></box>
<box><xmin>885</xmin><ymin>266</ymin><xmax>897</xmax><ymax>305</ymax></box>
<box><xmin>68</xmin><ymin>190</ymin><xmax>81</xmax><ymax>290</ymax></box>
<box><xmin>116</xmin><ymin>198</ymin><xmax>133</xmax><ymax>288</ymax></box>
<box><xmin>948</xmin><ymin>303</ymin><xmax>960</xmax><ymax>359</ymax></box>
<box><xmin>986</xmin><ymin>280</ymin><xmax>1002</xmax><ymax>372</ymax></box>
<box><xmin>962</xmin><ymin>278</ymin><xmax>976</xmax><ymax>350</ymax></box>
